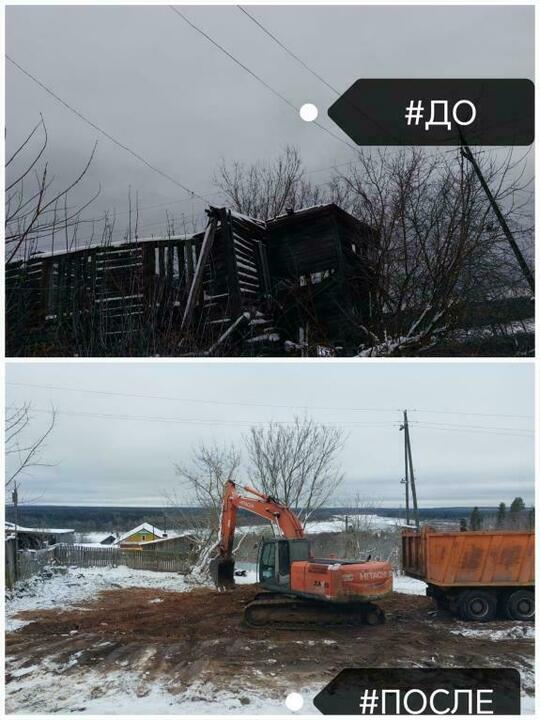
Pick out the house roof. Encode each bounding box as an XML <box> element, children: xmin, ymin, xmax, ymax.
<box><xmin>138</xmin><ymin>533</ymin><xmax>194</xmax><ymax>547</ymax></box>
<box><xmin>267</xmin><ymin>202</ymin><xmax>373</xmax><ymax>234</ymax></box>
<box><xmin>115</xmin><ymin>522</ymin><xmax>167</xmax><ymax>544</ymax></box>
<box><xmin>5</xmin><ymin>522</ymin><xmax>74</xmax><ymax>535</ymax></box>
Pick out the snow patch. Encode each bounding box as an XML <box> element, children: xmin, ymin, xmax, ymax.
<box><xmin>6</xmin><ymin>565</ymin><xmax>187</xmax><ymax>633</ymax></box>
<box><xmin>449</xmin><ymin>624</ymin><xmax>535</xmax><ymax>641</ymax></box>
<box><xmin>393</xmin><ymin>574</ymin><xmax>427</xmax><ymax>595</ymax></box>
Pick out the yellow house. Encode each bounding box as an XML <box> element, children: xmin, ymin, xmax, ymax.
<box><xmin>116</xmin><ymin>522</ymin><xmax>168</xmax><ymax>551</ymax></box>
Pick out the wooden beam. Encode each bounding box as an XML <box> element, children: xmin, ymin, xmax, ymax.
<box><xmin>181</xmin><ymin>217</ymin><xmax>217</xmax><ymax>332</ymax></box>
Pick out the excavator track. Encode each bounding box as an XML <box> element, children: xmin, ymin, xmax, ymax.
<box><xmin>244</xmin><ymin>593</ymin><xmax>385</xmax><ymax>629</ymax></box>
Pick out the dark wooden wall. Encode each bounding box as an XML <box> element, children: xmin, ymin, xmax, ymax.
<box><xmin>266</xmin><ymin>205</ymin><xmax>377</xmax><ymax>353</ymax></box>
<box><xmin>6</xmin><ymin>204</ymin><xmax>376</xmax><ymax>356</ymax></box>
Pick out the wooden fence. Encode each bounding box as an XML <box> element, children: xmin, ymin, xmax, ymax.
<box><xmin>54</xmin><ymin>543</ymin><xmax>189</xmax><ymax>573</ymax></box>
<box><xmin>5</xmin><ymin>542</ymin><xmax>189</xmax><ymax>588</ymax></box>
<box><xmin>5</xmin><ymin>545</ymin><xmax>57</xmax><ymax>589</ymax></box>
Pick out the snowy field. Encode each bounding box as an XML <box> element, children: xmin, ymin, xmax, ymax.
<box><xmin>5</xmin><ymin>566</ymin><xmax>189</xmax><ymax>633</ymax></box>
<box><xmin>75</xmin><ymin>514</ymin><xmax>406</xmax><ymax>546</ymax></box>
<box><xmin>5</xmin><ymin>564</ymin><xmax>426</xmax><ymax>633</ymax></box>
<box><xmin>5</xmin><ymin>565</ymin><xmax>534</xmax><ymax>715</ymax></box>
<box><xmin>243</xmin><ymin>513</ymin><xmax>406</xmax><ymax>535</ymax></box>
<box><xmin>5</xmin><ymin>565</ymin><xmax>322</xmax><ymax>714</ymax></box>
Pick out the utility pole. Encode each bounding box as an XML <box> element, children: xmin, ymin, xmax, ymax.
<box><xmin>400</xmin><ymin>411</ymin><xmax>419</xmax><ymax>529</ymax></box>
<box><xmin>400</xmin><ymin>478</ymin><xmax>410</xmax><ymax>525</ymax></box>
<box><xmin>12</xmin><ymin>481</ymin><xmax>19</xmax><ymax>582</ymax></box>
<box><xmin>400</xmin><ymin>416</ymin><xmax>410</xmax><ymax>524</ymax></box>
<box><xmin>460</xmin><ymin>138</ymin><xmax>534</xmax><ymax>294</ymax></box>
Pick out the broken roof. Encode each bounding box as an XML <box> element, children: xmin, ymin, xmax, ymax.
<box><xmin>16</xmin><ymin>203</ymin><xmax>368</xmax><ymax>264</ymax></box>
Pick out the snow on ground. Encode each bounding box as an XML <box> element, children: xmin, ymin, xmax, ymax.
<box><xmin>80</xmin><ymin>679</ymin><xmax>322</xmax><ymax>715</ymax></box>
<box><xmin>5</xmin><ymin>563</ymin><xmax>321</xmax><ymax>715</ymax></box>
<box><xmin>6</xmin><ymin>565</ymin><xmax>535</xmax><ymax>715</ymax></box>
<box><xmin>393</xmin><ymin>574</ymin><xmax>427</xmax><ymax>595</ymax></box>
<box><xmin>5</xmin><ymin>565</ymin><xmax>188</xmax><ymax>632</ymax></box>
<box><xmin>521</xmin><ymin>693</ymin><xmax>536</xmax><ymax>716</ymax></box>
<box><xmin>449</xmin><ymin>624</ymin><xmax>535</xmax><ymax>641</ymax></box>
<box><xmin>6</xmin><ymin>662</ymin><xmax>321</xmax><ymax>715</ymax></box>
<box><xmin>75</xmin><ymin>531</ymin><xmax>111</xmax><ymax>544</ymax></box>
<box><xmin>74</xmin><ymin>514</ymin><xmax>405</xmax><ymax>547</ymax></box>
<box><xmin>6</xmin><ymin>563</ymin><xmax>425</xmax><ymax>634</ymax></box>
<box><xmin>238</xmin><ymin>514</ymin><xmax>405</xmax><ymax>536</ymax></box>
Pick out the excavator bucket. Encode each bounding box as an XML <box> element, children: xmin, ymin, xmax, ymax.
<box><xmin>209</xmin><ymin>556</ymin><xmax>236</xmax><ymax>589</ymax></box>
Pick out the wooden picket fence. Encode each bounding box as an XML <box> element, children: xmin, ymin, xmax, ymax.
<box><xmin>54</xmin><ymin>543</ymin><xmax>189</xmax><ymax>573</ymax></box>
<box><xmin>6</xmin><ymin>545</ymin><xmax>57</xmax><ymax>589</ymax></box>
<box><xmin>5</xmin><ymin>542</ymin><xmax>190</xmax><ymax>588</ymax></box>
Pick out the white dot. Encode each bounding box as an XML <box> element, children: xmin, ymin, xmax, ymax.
<box><xmin>299</xmin><ymin>103</ymin><xmax>318</xmax><ymax>122</ymax></box>
<box><xmin>285</xmin><ymin>692</ymin><xmax>304</xmax><ymax>712</ymax></box>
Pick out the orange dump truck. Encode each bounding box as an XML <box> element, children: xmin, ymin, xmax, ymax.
<box><xmin>402</xmin><ymin>527</ymin><xmax>534</xmax><ymax>622</ymax></box>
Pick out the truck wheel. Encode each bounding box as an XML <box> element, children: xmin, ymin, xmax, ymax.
<box><xmin>504</xmin><ymin>590</ymin><xmax>534</xmax><ymax>621</ymax></box>
<box><xmin>457</xmin><ymin>590</ymin><xmax>497</xmax><ymax>622</ymax></box>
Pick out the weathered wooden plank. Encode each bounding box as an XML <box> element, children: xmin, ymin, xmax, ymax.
<box><xmin>181</xmin><ymin>217</ymin><xmax>217</xmax><ymax>331</ymax></box>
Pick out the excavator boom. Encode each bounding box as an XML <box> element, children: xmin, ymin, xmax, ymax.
<box><xmin>210</xmin><ymin>480</ymin><xmax>304</xmax><ymax>587</ymax></box>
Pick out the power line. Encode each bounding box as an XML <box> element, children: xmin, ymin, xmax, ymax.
<box><xmin>412</xmin><ymin>408</ymin><xmax>533</xmax><ymax>420</ymax></box>
<box><xmin>7</xmin><ymin>382</ymin><xmax>399</xmax><ymax>413</ymax></box>
<box><xmin>11</xmin><ymin>150</ymin><xmax>356</xmax><ymax>235</ymax></box>
<box><xmin>409</xmin><ymin>420</ymin><xmax>532</xmax><ymax>436</ymax></box>
<box><xmin>168</xmin><ymin>6</ymin><xmax>357</xmax><ymax>153</ymax></box>
<box><xmin>54</xmin><ymin>155</ymin><xmax>357</xmax><ymax>245</ymax></box>
<box><xmin>7</xmin><ymin>382</ymin><xmax>534</xmax><ymax>422</ymax></box>
<box><xmin>234</xmin><ymin>6</ymin><xmax>409</xmax><ymax>147</ymax></box>
<box><xmin>410</xmin><ymin>424</ymin><xmax>532</xmax><ymax>439</ymax></box>
<box><xmin>6</xmin><ymin>54</ymin><xmax>212</xmax><ymax>204</ymax></box>
<box><xmin>237</xmin><ymin>6</ymin><xmax>340</xmax><ymax>96</ymax></box>
<box><xmin>28</xmin><ymin>406</ymin><xmax>396</xmax><ymax>429</ymax></box>
<box><xmin>22</xmin><ymin>406</ymin><xmax>533</xmax><ymax>438</ymax></box>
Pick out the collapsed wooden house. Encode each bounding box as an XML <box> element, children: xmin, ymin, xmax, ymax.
<box><xmin>6</xmin><ymin>203</ymin><xmax>377</xmax><ymax>356</ymax></box>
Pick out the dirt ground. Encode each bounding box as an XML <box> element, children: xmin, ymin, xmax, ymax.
<box><xmin>6</xmin><ymin>584</ymin><xmax>535</xmax><ymax>709</ymax></box>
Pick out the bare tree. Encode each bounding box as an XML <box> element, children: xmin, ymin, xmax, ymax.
<box><xmin>214</xmin><ymin>146</ymin><xmax>327</xmax><ymax>220</ymax></box>
<box><xmin>217</xmin><ymin>145</ymin><xmax>532</xmax><ymax>356</ymax></box>
<box><xmin>173</xmin><ymin>442</ymin><xmax>241</xmax><ymax>578</ymax></box>
<box><xmin>5</xmin><ymin>117</ymin><xmax>100</xmax><ymax>264</ymax></box>
<box><xmin>5</xmin><ymin>404</ymin><xmax>57</xmax><ymax>488</ymax></box>
<box><xmin>331</xmin><ymin>148</ymin><xmax>533</xmax><ymax>355</ymax></box>
<box><xmin>245</xmin><ymin>416</ymin><xmax>345</xmax><ymax>525</ymax></box>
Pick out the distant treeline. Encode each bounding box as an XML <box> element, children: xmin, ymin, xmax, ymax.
<box><xmin>4</xmin><ymin>504</ymin><xmax>502</xmax><ymax>533</ymax></box>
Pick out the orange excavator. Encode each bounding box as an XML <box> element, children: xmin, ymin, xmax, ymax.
<box><xmin>209</xmin><ymin>480</ymin><xmax>393</xmax><ymax>628</ymax></box>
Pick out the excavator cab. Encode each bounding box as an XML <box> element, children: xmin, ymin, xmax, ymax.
<box><xmin>258</xmin><ymin>538</ymin><xmax>311</xmax><ymax>592</ymax></box>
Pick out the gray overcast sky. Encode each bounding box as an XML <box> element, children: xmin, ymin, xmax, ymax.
<box><xmin>5</xmin><ymin>362</ymin><xmax>534</xmax><ymax>508</ymax></box>
<box><xmin>6</xmin><ymin>4</ymin><xmax>534</xmax><ymax>246</ymax></box>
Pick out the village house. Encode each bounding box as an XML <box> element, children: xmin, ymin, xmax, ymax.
<box><xmin>6</xmin><ymin>203</ymin><xmax>532</xmax><ymax>356</ymax></box>
<box><xmin>139</xmin><ymin>535</ymin><xmax>197</xmax><ymax>556</ymax></box>
<box><xmin>114</xmin><ymin>522</ymin><xmax>196</xmax><ymax>557</ymax></box>
<box><xmin>99</xmin><ymin>533</ymin><xmax>117</xmax><ymax>545</ymax></box>
<box><xmin>6</xmin><ymin>203</ymin><xmax>378</xmax><ymax>356</ymax></box>
<box><xmin>115</xmin><ymin>522</ymin><xmax>170</xmax><ymax>550</ymax></box>
<box><xmin>5</xmin><ymin>522</ymin><xmax>75</xmax><ymax>549</ymax></box>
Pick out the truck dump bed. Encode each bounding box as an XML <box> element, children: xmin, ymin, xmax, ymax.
<box><xmin>402</xmin><ymin>528</ymin><xmax>534</xmax><ymax>588</ymax></box>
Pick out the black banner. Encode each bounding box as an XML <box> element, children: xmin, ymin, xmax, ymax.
<box><xmin>328</xmin><ymin>79</ymin><xmax>534</xmax><ymax>146</ymax></box>
<box><xmin>313</xmin><ymin>668</ymin><xmax>521</xmax><ymax>715</ymax></box>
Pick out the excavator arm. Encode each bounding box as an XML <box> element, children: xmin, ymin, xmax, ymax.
<box><xmin>211</xmin><ymin>480</ymin><xmax>304</xmax><ymax>586</ymax></box>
